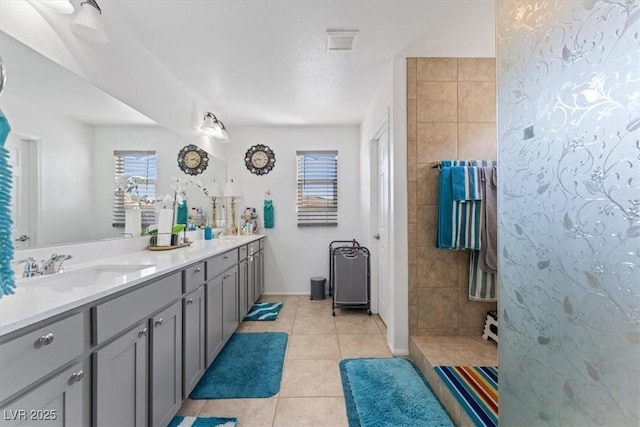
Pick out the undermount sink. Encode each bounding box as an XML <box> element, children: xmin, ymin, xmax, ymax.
<box><xmin>17</xmin><ymin>264</ymin><xmax>157</xmax><ymax>290</ymax></box>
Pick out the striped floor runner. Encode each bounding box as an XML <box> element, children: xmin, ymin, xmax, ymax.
<box><xmin>244</xmin><ymin>301</ymin><xmax>283</xmax><ymax>321</ymax></box>
<box><xmin>434</xmin><ymin>366</ymin><xmax>498</xmax><ymax>427</ymax></box>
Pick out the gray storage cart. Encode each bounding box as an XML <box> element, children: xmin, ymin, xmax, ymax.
<box><xmin>328</xmin><ymin>239</ymin><xmax>359</xmax><ymax>296</ymax></box>
<box><xmin>331</xmin><ymin>246</ymin><xmax>371</xmax><ymax>316</ymax></box>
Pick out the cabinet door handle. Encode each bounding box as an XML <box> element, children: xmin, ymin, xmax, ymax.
<box><xmin>223</xmin><ymin>255</ymin><xmax>229</xmax><ymax>260</ymax></box>
<box><xmin>155</xmin><ymin>318</ymin><xmax>164</xmax><ymax>326</ymax></box>
<box><xmin>138</xmin><ymin>327</ymin><xmax>148</xmax><ymax>336</ymax></box>
<box><xmin>187</xmin><ymin>298</ymin><xmax>194</xmax><ymax>304</ymax></box>
<box><xmin>70</xmin><ymin>370</ymin><xmax>84</xmax><ymax>383</ymax></box>
<box><xmin>37</xmin><ymin>333</ymin><xmax>54</xmax><ymax>346</ymax></box>
<box><xmin>224</xmin><ymin>273</ymin><xmax>230</xmax><ymax>279</ymax></box>
<box><xmin>194</xmin><ymin>267</ymin><xmax>201</xmax><ymax>273</ymax></box>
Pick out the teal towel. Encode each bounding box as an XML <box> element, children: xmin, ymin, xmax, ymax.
<box><xmin>452</xmin><ymin>166</ymin><xmax>483</xmax><ymax>201</ymax></box>
<box><xmin>436</xmin><ymin>160</ymin><xmax>496</xmax><ymax>250</ymax></box>
<box><xmin>176</xmin><ymin>200</ymin><xmax>187</xmax><ymax>225</ymax></box>
<box><xmin>0</xmin><ymin>109</ymin><xmax>15</xmax><ymax>298</ymax></box>
<box><xmin>264</xmin><ymin>200</ymin><xmax>274</xmax><ymax>229</ymax></box>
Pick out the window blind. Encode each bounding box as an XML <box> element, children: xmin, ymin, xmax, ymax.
<box><xmin>113</xmin><ymin>151</ymin><xmax>157</xmax><ymax>228</ymax></box>
<box><xmin>296</xmin><ymin>150</ymin><xmax>338</xmax><ymax>226</ymax></box>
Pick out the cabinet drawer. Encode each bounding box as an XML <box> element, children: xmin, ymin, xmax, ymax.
<box><xmin>249</xmin><ymin>241</ymin><xmax>259</xmax><ymax>255</ymax></box>
<box><xmin>183</xmin><ymin>262</ymin><xmax>205</xmax><ymax>294</ymax></box>
<box><xmin>239</xmin><ymin>245</ymin><xmax>248</xmax><ymax>261</ymax></box>
<box><xmin>93</xmin><ymin>272</ymin><xmax>181</xmax><ymax>345</ymax></box>
<box><xmin>0</xmin><ymin>313</ymin><xmax>84</xmax><ymax>403</ymax></box>
<box><xmin>206</xmin><ymin>249</ymin><xmax>238</xmax><ymax>280</ymax></box>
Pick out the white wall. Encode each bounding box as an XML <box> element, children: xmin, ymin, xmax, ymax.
<box><xmin>359</xmin><ymin>60</ymin><xmax>409</xmax><ymax>355</ymax></box>
<box><xmin>225</xmin><ymin>126</ymin><xmax>361</xmax><ymax>294</ymax></box>
<box><xmin>0</xmin><ymin>1</ymin><xmax>227</xmax><ymax>159</ymax></box>
<box><xmin>93</xmin><ymin>127</ymin><xmax>227</xmax><ymax>239</ymax></box>
<box><xmin>3</xmin><ymin>94</ymin><xmax>95</xmax><ymax>246</ymax></box>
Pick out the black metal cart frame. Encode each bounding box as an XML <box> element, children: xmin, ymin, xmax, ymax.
<box><xmin>331</xmin><ymin>245</ymin><xmax>371</xmax><ymax>317</ymax></box>
<box><xmin>328</xmin><ymin>239</ymin><xmax>359</xmax><ymax>297</ymax></box>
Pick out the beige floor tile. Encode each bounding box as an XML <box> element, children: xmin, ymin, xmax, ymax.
<box><xmin>250</xmin><ymin>318</ymin><xmax>294</xmax><ymax>333</ymax></box>
<box><xmin>273</xmin><ymin>397</ymin><xmax>348</xmax><ymax>427</ymax></box>
<box><xmin>335</xmin><ymin>316</ymin><xmax>382</xmax><ymax>335</ymax></box>
<box><xmin>236</xmin><ymin>322</ymin><xmax>253</xmax><ymax>332</ymax></box>
<box><xmin>338</xmin><ymin>334</ymin><xmax>392</xmax><ymax>358</ymax></box>
<box><xmin>287</xmin><ymin>335</ymin><xmax>340</xmax><ymax>360</ymax></box>
<box><xmin>199</xmin><ymin>398</ymin><xmax>278</xmax><ymax>427</ymax></box>
<box><xmin>373</xmin><ymin>315</ymin><xmax>387</xmax><ymax>336</ymax></box>
<box><xmin>292</xmin><ymin>318</ymin><xmax>336</xmax><ymax>335</ymax></box>
<box><xmin>260</xmin><ymin>295</ymin><xmax>299</xmax><ymax>305</ymax></box>
<box><xmin>176</xmin><ymin>398</ymin><xmax>206</xmax><ymax>417</ymax></box>
<box><xmin>295</xmin><ymin>305</ymin><xmax>334</xmax><ymax>320</ymax></box>
<box><xmin>280</xmin><ymin>359</ymin><xmax>343</xmax><ymax>397</ymax></box>
<box><xmin>297</xmin><ymin>298</ymin><xmax>332</xmax><ymax>310</ymax></box>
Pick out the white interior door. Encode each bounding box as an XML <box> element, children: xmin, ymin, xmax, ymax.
<box><xmin>374</xmin><ymin>120</ymin><xmax>390</xmax><ymax>325</ymax></box>
<box><xmin>6</xmin><ymin>134</ymin><xmax>35</xmax><ymax>249</ymax></box>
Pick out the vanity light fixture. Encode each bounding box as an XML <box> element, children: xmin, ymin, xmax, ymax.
<box><xmin>41</xmin><ymin>0</ymin><xmax>74</xmax><ymax>14</ymax></box>
<box><xmin>218</xmin><ymin>120</ymin><xmax>230</xmax><ymax>142</ymax></box>
<box><xmin>69</xmin><ymin>0</ymin><xmax>109</xmax><ymax>44</ymax></box>
<box><xmin>201</xmin><ymin>112</ymin><xmax>230</xmax><ymax>142</ymax></box>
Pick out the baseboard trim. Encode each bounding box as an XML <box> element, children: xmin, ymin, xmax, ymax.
<box><xmin>391</xmin><ymin>347</ymin><xmax>410</xmax><ymax>356</ymax></box>
<box><xmin>262</xmin><ymin>291</ymin><xmax>309</xmax><ymax>296</ymax></box>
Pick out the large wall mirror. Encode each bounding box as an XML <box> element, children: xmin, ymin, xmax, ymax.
<box><xmin>1</xmin><ymin>33</ymin><xmax>227</xmax><ymax>249</ymax></box>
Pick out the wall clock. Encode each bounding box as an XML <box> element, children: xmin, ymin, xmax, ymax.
<box><xmin>177</xmin><ymin>144</ymin><xmax>209</xmax><ymax>175</ymax></box>
<box><xmin>245</xmin><ymin>144</ymin><xmax>276</xmax><ymax>175</ymax></box>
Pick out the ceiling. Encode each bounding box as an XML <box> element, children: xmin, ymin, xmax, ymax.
<box><xmin>101</xmin><ymin>0</ymin><xmax>496</xmax><ymax>127</ymax></box>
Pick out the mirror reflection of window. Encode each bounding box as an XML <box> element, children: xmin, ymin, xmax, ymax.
<box><xmin>113</xmin><ymin>150</ymin><xmax>157</xmax><ymax>231</ymax></box>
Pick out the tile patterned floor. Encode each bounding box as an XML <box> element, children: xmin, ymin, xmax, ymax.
<box><xmin>178</xmin><ymin>295</ymin><xmax>389</xmax><ymax>426</ymax></box>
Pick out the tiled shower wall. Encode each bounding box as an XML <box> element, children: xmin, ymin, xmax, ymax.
<box><xmin>407</xmin><ymin>57</ymin><xmax>497</xmax><ymax>336</ymax></box>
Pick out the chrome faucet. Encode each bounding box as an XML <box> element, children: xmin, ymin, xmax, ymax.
<box><xmin>16</xmin><ymin>257</ymin><xmax>41</xmax><ymax>278</ymax></box>
<box><xmin>41</xmin><ymin>253</ymin><xmax>73</xmax><ymax>275</ymax></box>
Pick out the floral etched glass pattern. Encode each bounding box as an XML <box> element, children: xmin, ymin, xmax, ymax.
<box><xmin>497</xmin><ymin>1</ymin><xmax>640</xmax><ymax>425</ymax></box>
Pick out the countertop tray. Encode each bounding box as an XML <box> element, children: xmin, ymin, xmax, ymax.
<box><xmin>147</xmin><ymin>242</ymin><xmax>193</xmax><ymax>251</ymax></box>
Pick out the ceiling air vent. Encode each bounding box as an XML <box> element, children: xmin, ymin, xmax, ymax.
<box><xmin>326</xmin><ymin>30</ymin><xmax>359</xmax><ymax>52</ymax></box>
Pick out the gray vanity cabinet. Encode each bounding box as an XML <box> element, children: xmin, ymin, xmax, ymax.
<box><xmin>0</xmin><ymin>362</ymin><xmax>85</xmax><ymax>427</ymax></box>
<box><xmin>247</xmin><ymin>253</ymin><xmax>256</xmax><ymax>306</ymax></box>
<box><xmin>254</xmin><ymin>249</ymin><xmax>264</xmax><ymax>300</ymax></box>
<box><xmin>205</xmin><ymin>275</ymin><xmax>224</xmax><ymax>366</ymax></box>
<box><xmin>238</xmin><ymin>257</ymin><xmax>249</xmax><ymax>320</ymax></box>
<box><xmin>93</xmin><ymin>321</ymin><xmax>149</xmax><ymax>427</ymax></box>
<box><xmin>182</xmin><ymin>286</ymin><xmax>205</xmax><ymax>397</ymax></box>
<box><xmin>150</xmin><ymin>301</ymin><xmax>183</xmax><ymax>427</ymax></box>
<box><xmin>223</xmin><ymin>265</ymin><xmax>239</xmax><ymax>340</ymax></box>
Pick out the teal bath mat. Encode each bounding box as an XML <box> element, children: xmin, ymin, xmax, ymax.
<box><xmin>190</xmin><ymin>332</ymin><xmax>288</xmax><ymax>399</ymax></box>
<box><xmin>340</xmin><ymin>358</ymin><xmax>454</xmax><ymax>427</ymax></box>
<box><xmin>168</xmin><ymin>416</ymin><xmax>237</xmax><ymax>426</ymax></box>
<box><xmin>244</xmin><ymin>301</ymin><xmax>283</xmax><ymax>321</ymax></box>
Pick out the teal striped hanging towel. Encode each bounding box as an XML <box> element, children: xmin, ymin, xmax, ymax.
<box><xmin>263</xmin><ymin>200</ymin><xmax>274</xmax><ymax>229</ymax></box>
<box><xmin>0</xmin><ymin>108</ymin><xmax>15</xmax><ymax>298</ymax></box>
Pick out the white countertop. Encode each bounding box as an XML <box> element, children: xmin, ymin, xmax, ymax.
<box><xmin>0</xmin><ymin>235</ymin><xmax>263</xmax><ymax>338</ymax></box>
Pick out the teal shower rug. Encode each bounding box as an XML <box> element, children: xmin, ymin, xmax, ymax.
<box><xmin>190</xmin><ymin>332</ymin><xmax>288</xmax><ymax>399</ymax></box>
<box><xmin>244</xmin><ymin>301</ymin><xmax>283</xmax><ymax>321</ymax></box>
<box><xmin>168</xmin><ymin>416</ymin><xmax>237</xmax><ymax>426</ymax></box>
<box><xmin>340</xmin><ymin>358</ymin><xmax>454</xmax><ymax>427</ymax></box>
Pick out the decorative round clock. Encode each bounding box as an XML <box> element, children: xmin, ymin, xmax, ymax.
<box><xmin>177</xmin><ymin>144</ymin><xmax>209</xmax><ymax>175</ymax></box>
<box><xmin>244</xmin><ymin>144</ymin><xmax>276</xmax><ymax>175</ymax></box>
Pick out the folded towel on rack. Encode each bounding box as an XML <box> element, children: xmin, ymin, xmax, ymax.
<box><xmin>452</xmin><ymin>166</ymin><xmax>483</xmax><ymax>201</ymax></box>
<box><xmin>469</xmin><ymin>251</ymin><xmax>497</xmax><ymax>301</ymax></box>
<box><xmin>479</xmin><ymin>166</ymin><xmax>498</xmax><ymax>274</ymax></box>
<box><xmin>436</xmin><ymin>160</ymin><xmax>497</xmax><ymax>251</ymax></box>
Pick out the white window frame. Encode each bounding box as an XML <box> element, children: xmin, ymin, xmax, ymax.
<box><xmin>296</xmin><ymin>150</ymin><xmax>338</xmax><ymax>227</ymax></box>
<box><xmin>113</xmin><ymin>150</ymin><xmax>157</xmax><ymax>228</ymax></box>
